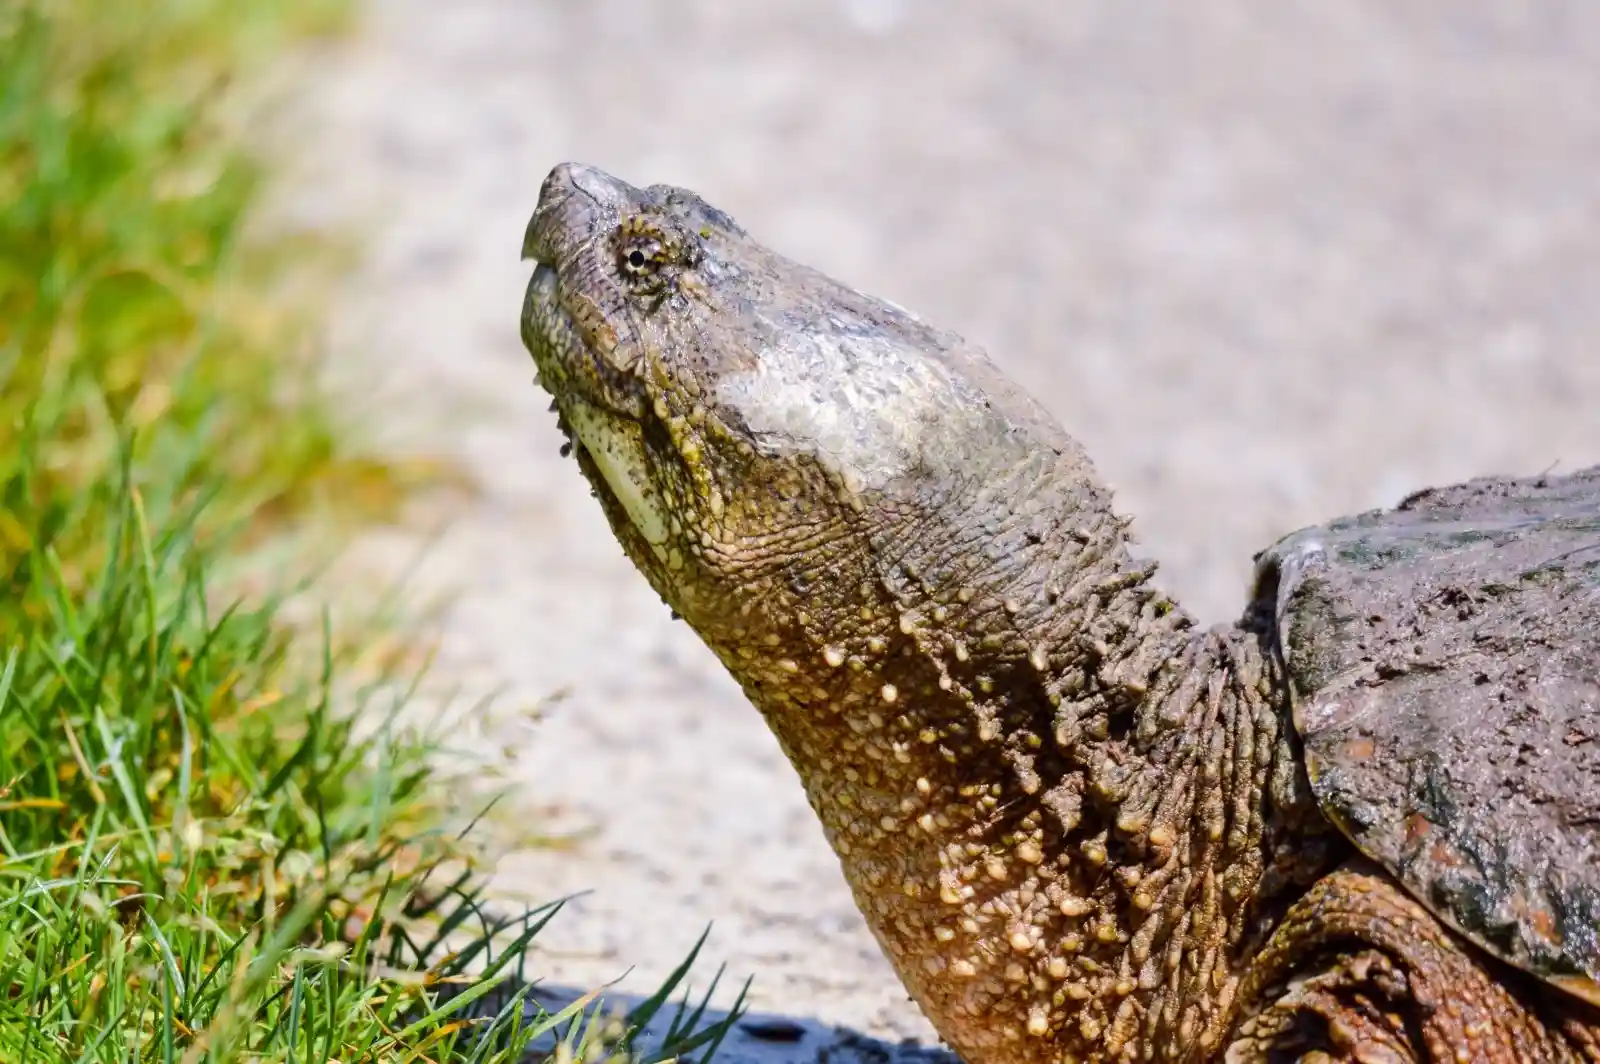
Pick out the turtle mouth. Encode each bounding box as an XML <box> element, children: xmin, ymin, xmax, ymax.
<box><xmin>522</xmin><ymin>263</ymin><xmax>674</xmax><ymax>565</ymax></box>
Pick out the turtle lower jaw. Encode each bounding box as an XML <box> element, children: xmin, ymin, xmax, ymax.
<box><xmin>521</xmin><ymin>263</ymin><xmax>560</xmax><ymax>367</ymax></box>
<box><xmin>563</xmin><ymin>398</ymin><xmax>673</xmax><ymax>559</ymax></box>
<box><xmin>523</xmin><ymin>296</ymin><xmax>671</xmax><ymax>567</ymax></box>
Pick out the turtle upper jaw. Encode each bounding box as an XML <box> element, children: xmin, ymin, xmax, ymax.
<box><xmin>521</xmin><ymin>161</ymin><xmax>638</xmax><ymax>268</ymax></box>
<box><xmin>520</xmin><ymin>160</ymin><xmax>658</xmax><ymax>419</ymax></box>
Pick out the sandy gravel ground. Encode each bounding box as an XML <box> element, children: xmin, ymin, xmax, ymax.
<box><xmin>281</xmin><ymin>0</ymin><xmax>1600</xmax><ymax>1042</ymax></box>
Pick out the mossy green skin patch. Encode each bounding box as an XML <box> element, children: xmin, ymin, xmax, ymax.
<box><xmin>523</xmin><ymin>162</ymin><xmax>1600</xmax><ymax>1062</ymax></box>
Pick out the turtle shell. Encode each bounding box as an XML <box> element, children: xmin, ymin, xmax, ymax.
<box><xmin>1252</xmin><ymin>464</ymin><xmax>1600</xmax><ymax>1005</ymax></box>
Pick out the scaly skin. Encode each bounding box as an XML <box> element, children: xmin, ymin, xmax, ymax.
<box><xmin>518</xmin><ymin>162</ymin><xmax>1600</xmax><ymax>1062</ymax></box>
<box><xmin>1229</xmin><ymin>862</ymin><xmax>1600</xmax><ymax>1062</ymax></box>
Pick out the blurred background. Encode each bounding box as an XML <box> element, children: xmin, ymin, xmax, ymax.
<box><xmin>282</xmin><ymin>0</ymin><xmax>1600</xmax><ymax>1042</ymax></box>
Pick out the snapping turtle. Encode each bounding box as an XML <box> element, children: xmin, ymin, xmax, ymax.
<box><xmin>519</xmin><ymin>162</ymin><xmax>1600</xmax><ymax>1062</ymax></box>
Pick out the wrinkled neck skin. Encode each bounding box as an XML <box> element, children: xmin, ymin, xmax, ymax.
<box><xmin>654</xmin><ymin>453</ymin><xmax>1327</xmax><ymax>1063</ymax></box>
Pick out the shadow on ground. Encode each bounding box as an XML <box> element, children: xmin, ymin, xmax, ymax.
<box><xmin>463</xmin><ymin>982</ymin><xmax>962</xmax><ymax>1064</ymax></box>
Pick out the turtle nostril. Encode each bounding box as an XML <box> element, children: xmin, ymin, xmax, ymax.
<box><xmin>538</xmin><ymin>161</ymin><xmax>583</xmax><ymax>205</ymax></box>
<box><xmin>545</xmin><ymin>162</ymin><xmax>635</xmax><ymax>210</ymax></box>
<box><xmin>526</xmin><ymin>162</ymin><xmax>638</xmax><ymax>264</ymax></box>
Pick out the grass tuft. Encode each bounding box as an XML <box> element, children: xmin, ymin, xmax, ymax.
<box><xmin>0</xmin><ymin>0</ymin><xmax>742</xmax><ymax>1058</ymax></box>
<box><xmin>0</xmin><ymin>0</ymin><xmax>413</xmax><ymax>597</ymax></box>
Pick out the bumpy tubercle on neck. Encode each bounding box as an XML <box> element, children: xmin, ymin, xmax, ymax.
<box><xmin>725</xmin><ymin>480</ymin><xmax>1334</xmax><ymax>1062</ymax></box>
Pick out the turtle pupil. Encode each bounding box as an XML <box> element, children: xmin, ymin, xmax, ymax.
<box><xmin>628</xmin><ymin>249</ymin><xmax>647</xmax><ymax>270</ymax></box>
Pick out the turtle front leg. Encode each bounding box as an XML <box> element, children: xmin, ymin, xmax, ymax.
<box><xmin>1225</xmin><ymin>862</ymin><xmax>1600</xmax><ymax>1062</ymax></box>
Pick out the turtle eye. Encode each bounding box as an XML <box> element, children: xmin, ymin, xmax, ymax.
<box><xmin>620</xmin><ymin>238</ymin><xmax>662</xmax><ymax>276</ymax></box>
<box><xmin>615</xmin><ymin>216</ymin><xmax>672</xmax><ymax>291</ymax></box>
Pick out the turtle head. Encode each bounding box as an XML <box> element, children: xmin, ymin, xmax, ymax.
<box><xmin>520</xmin><ymin>162</ymin><xmax>1024</xmax><ymax>677</ymax></box>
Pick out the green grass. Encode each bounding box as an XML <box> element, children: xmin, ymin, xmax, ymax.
<box><xmin>0</xmin><ymin>481</ymin><xmax>743</xmax><ymax>1061</ymax></box>
<box><xmin>0</xmin><ymin>0</ymin><xmax>743</xmax><ymax>1059</ymax></box>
